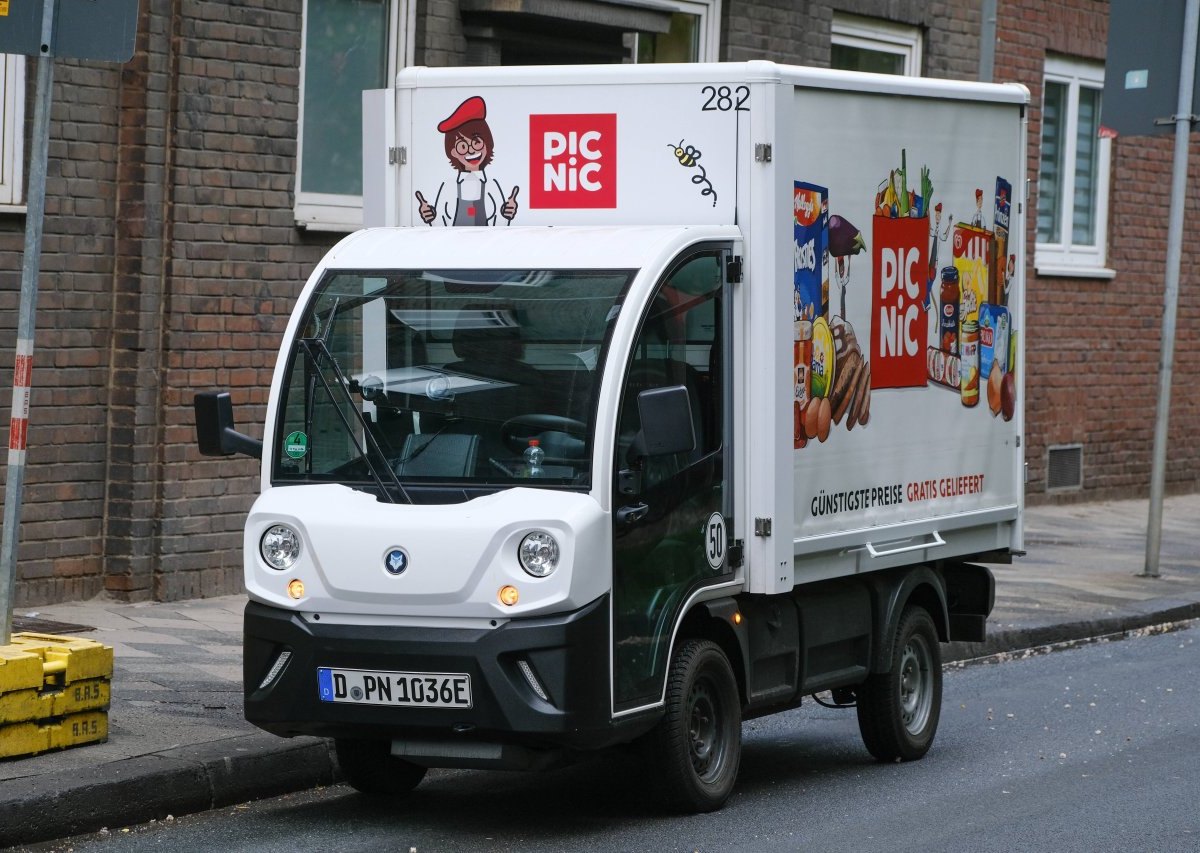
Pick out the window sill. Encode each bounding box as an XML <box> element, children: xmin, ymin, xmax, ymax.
<box><xmin>295</xmin><ymin>219</ymin><xmax>359</xmax><ymax>234</ymax></box>
<box><xmin>0</xmin><ymin>203</ymin><xmax>28</xmax><ymax>216</ymax></box>
<box><xmin>1034</xmin><ymin>263</ymin><xmax>1116</xmax><ymax>280</ymax></box>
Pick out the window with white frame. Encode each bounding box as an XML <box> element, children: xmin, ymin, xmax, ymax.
<box><xmin>831</xmin><ymin>14</ymin><xmax>922</xmax><ymax>77</ymax></box>
<box><xmin>0</xmin><ymin>54</ymin><xmax>26</xmax><ymax>210</ymax></box>
<box><xmin>633</xmin><ymin>0</ymin><xmax>721</xmax><ymax>63</ymax></box>
<box><xmin>295</xmin><ymin>0</ymin><xmax>412</xmax><ymax>231</ymax></box>
<box><xmin>1036</xmin><ymin>56</ymin><xmax>1112</xmax><ymax>277</ymax></box>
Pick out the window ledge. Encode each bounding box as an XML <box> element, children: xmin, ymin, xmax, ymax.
<box><xmin>295</xmin><ymin>219</ymin><xmax>360</xmax><ymax>234</ymax></box>
<box><xmin>1034</xmin><ymin>263</ymin><xmax>1116</xmax><ymax>280</ymax></box>
<box><xmin>0</xmin><ymin>203</ymin><xmax>28</xmax><ymax>216</ymax></box>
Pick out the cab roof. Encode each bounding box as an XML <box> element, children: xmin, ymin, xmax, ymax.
<box><xmin>317</xmin><ymin>225</ymin><xmax>740</xmax><ymax>272</ymax></box>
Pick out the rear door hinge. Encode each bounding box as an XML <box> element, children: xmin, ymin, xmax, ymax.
<box><xmin>754</xmin><ymin>143</ymin><xmax>772</xmax><ymax>162</ymax></box>
<box><xmin>389</xmin><ymin>146</ymin><xmax>406</xmax><ymax>165</ymax></box>
<box><xmin>754</xmin><ymin>517</ymin><xmax>772</xmax><ymax>537</ymax></box>
<box><xmin>726</xmin><ymin>256</ymin><xmax>743</xmax><ymax>283</ymax></box>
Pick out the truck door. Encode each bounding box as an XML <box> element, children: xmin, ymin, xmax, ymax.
<box><xmin>612</xmin><ymin>247</ymin><xmax>734</xmax><ymax>713</ymax></box>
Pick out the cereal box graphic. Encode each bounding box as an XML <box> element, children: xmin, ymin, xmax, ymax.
<box><xmin>793</xmin><ymin>182</ymin><xmax>829</xmax><ymax>322</ymax></box>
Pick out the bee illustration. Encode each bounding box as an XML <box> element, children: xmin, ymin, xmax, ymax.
<box><xmin>667</xmin><ymin>138</ymin><xmax>717</xmax><ymax>207</ymax></box>
<box><xmin>669</xmin><ymin>140</ymin><xmax>702</xmax><ymax>168</ymax></box>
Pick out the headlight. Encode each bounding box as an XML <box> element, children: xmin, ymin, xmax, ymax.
<box><xmin>518</xmin><ymin>531</ymin><xmax>559</xmax><ymax>578</ymax></box>
<box><xmin>261</xmin><ymin>524</ymin><xmax>301</xmax><ymax>570</ymax></box>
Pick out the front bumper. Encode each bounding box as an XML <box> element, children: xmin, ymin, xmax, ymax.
<box><xmin>244</xmin><ymin>595</ymin><xmax>651</xmax><ymax>764</ymax></box>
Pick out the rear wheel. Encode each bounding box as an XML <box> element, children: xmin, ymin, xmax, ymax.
<box><xmin>334</xmin><ymin>738</ymin><xmax>427</xmax><ymax>797</ymax></box>
<box><xmin>646</xmin><ymin>639</ymin><xmax>741</xmax><ymax>813</ymax></box>
<box><xmin>856</xmin><ymin>605</ymin><xmax>942</xmax><ymax>761</ymax></box>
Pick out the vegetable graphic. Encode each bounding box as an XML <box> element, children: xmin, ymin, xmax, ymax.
<box><xmin>828</xmin><ymin>215</ymin><xmax>865</xmax><ymax>319</ymax></box>
<box><xmin>829</xmin><ymin>215</ymin><xmax>866</xmax><ymax>257</ymax></box>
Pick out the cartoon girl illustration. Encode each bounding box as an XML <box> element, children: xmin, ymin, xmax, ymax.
<box><xmin>415</xmin><ymin>96</ymin><xmax>519</xmax><ymax>226</ymax></box>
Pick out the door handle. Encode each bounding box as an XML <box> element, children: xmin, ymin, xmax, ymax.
<box><xmin>616</xmin><ymin>502</ymin><xmax>650</xmax><ymax>525</ymax></box>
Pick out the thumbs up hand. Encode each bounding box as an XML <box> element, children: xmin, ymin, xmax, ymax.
<box><xmin>415</xmin><ymin>191</ymin><xmax>436</xmax><ymax>225</ymax></box>
<box><xmin>501</xmin><ymin>186</ymin><xmax>520</xmax><ymax>222</ymax></box>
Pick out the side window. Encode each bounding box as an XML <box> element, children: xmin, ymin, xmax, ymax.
<box><xmin>616</xmin><ymin>253</ymin><xmax>722</xmax><ymax>484</ymax></box>
<box><xmin>295</xmin><ymin>0</ymin><xmax>410</xmax><ymax>231</ymax></box>
<box><xmin>831</xmin><ymin>14</ymin><xmax>923</xmax><ymax>77</ymax></box>
<box><xmin>0</xmin><ymin>53</ymin><xmax>26</xmax><ymax>209</ymax></box>
<box><xmin>1035</xmin><ymin>56</ymin><xmax>1112</xmax><ymax>277</ymax></box>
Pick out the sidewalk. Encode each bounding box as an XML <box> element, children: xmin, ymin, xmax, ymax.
<box><xmin>2</xmin><ymin>493</ymin><xmax>1198</xmax><ymax>847</ymax></box>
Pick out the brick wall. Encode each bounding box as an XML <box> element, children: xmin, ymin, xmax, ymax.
<box><xmin>996</xmin><ymin>0</ymin><xmax>1200</xmax><ymax>502</ymax></box>
<box><xmin>723</xmin><ymin>0</ymin><xmax>978</xmax><ymax>79</ymax></box>
<box><xmin>0</xmin><ymin>0</ymin><xmax>342</xmax><ymax>606</ymax></box>
<box><xmin>0</xmin><ymin>51</ymin><xmax>124</xmax><ymax>604</ymax></box>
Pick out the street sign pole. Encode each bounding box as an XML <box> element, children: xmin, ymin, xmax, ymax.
<box><xmin>1143</xmin><ymin>0</ymin><xmax>1199</xmax><ymax>578</ymax></box>
<box><xmin>0</xmin><ymin>0</ymin><xmax>56</xmax><ymax>643</ymax></box>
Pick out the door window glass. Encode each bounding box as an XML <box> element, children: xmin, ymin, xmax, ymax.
<box><xmin>612</xmin><ymin>252</ymin><xmax>725</xmax><ymax>710</ymax></box>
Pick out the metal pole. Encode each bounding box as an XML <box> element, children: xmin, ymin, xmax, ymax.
<box><xmin>1</xmin><ymin>1</ymin><xmax>57</xmax><ymax>642</ymax></box>
<box><xmin>1144</xmin><ymin>0</ymin><xmax>1199</xmax><ymax>578</ymax></box>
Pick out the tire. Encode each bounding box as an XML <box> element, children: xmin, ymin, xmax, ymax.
<box><xmin>856</xmin><ymin>605</ymin><xmax>942</xmax><ymax>762</ymax></box>
<box><xmin>334</xmin><ymin>738</ymin><xmax>427</xmax><ymax>797</ymax></box>
<box><xmin>646</xmin><ymin>639</ymin><xmax>742</xmax><ymax>813</ymax></box>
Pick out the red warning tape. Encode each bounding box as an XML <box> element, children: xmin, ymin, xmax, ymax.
<box><xmin>9</xmin><ymin>344</ymin><xmax>32</xmax><ymax>453</ymax></box>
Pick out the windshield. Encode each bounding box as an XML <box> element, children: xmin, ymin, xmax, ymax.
<box><xmin>272</xmin><ymin>268</ymin><xmax>633</xmax><ymax>498</ymax></box>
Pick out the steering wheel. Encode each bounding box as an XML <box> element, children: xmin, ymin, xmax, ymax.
<box><xmin>500</xmin><ymin>414</ymin><xmax>588</xmax><ymax>459</ymax></box>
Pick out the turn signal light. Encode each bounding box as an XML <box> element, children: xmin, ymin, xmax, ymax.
<box><xmin>287</xmin><ymin>579</ymin><xmax>306</xmax><ymax>600</ymax></box>
<box><xmin>498</xmin><ymin>585</ymin><xmax>520</xmax><ymax>606</ymax></box>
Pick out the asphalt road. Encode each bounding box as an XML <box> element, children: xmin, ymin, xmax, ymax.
<box><xmin>28</xmin><ymin>623</ymin><xmax>1200</xmax><ymax>853</ymax></box>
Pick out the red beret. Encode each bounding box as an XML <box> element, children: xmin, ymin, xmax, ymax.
<box><xmin>438</xmin><ymin>96</ymin><xmax>487</xmax><ymax>133</ymax></box>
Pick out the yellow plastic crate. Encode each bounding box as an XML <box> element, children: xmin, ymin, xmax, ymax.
<box><xmin>0</xmin><ymin>633</ymin><xmax>113</xmax><ymax>758</ymax></box>
<box><xmin>0</xmin><ymin>710</ymin><xmax>109</xmax><ymax>759</ymax></box>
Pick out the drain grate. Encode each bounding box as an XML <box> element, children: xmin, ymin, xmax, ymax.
<box><xmin>10</xmin><ymin>616</ymin><xmax>95</xmax><ymax>635</ymax></box>
<box><xmin>1047</xmin><ymin>444</ymin><xmax>1083</xmax><ymax>491</ymax></box>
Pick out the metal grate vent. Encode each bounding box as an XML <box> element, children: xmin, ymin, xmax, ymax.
<box><xmin>1047</xmin><ymin>444</ymin><xmax>1083</xmax><ymax>491</ymax></box>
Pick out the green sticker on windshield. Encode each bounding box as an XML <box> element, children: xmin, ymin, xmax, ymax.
<box><xmin>284</xmin><ymin>431</ymin><xmax>309</xmax><ymax>459</ymax></box>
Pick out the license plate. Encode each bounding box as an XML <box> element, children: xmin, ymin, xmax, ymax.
<box><xmin>317</xmin><ymin>667</ymin><xmax>472</xmax><ymax>708</ymax></box>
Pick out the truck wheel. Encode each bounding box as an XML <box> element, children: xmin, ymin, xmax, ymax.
<box><xmin>856</xmin><ymin>605</ymin><xmax>942</xmax><ymax>762</ymax></box>
<box><xmin>334</xmin><ymin>738</ymin><xmax>427</xmax><ymax>797</ymax></box>
<box><xmin>647</xmin><ymin>639</ymin><xmax>741</xmax><ymax>812</ymax></box>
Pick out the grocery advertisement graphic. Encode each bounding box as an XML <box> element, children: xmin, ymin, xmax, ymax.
<box><xmin>794</xmin><ymin>152</ymin><xmax>1018</xmax><ymax>449</ymax></box>
<box><xmin>790</xmin><ymin>97</ymin><xmax>1022</xmax><ymax>538</ymax></box>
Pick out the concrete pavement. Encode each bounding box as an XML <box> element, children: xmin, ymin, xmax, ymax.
<box><xmin>1</xmin><ymin>492</ymin><xmax>1197</xmax><ymax>847</ymax></box>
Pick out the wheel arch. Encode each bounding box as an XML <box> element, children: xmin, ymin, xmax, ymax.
<box><xmin>677</xmin><ymin>597</ymin><xmax>749</xmax><ymax>706</ymax></box>
<box><xmin>867</xmin><ymin>566</ymin><xmax>949</xmax><ymax>674</ymax></box>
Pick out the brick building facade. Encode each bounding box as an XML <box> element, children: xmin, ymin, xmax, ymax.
<box><xmin>0</xmin><ymin>0</ymin><xmax>1195</xmax><ymax>605</ymax></box>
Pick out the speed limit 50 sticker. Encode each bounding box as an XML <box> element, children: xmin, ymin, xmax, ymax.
<box><xmin>704</xmin><ymin>512</ymin><xmax>727</xmax><ymax>570</ymax></box>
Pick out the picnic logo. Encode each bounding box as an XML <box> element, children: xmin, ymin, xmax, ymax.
<box><xmin>529</xmin><ymin>114</ymin><xmax>617</xmax><ymax>209</ymax></box>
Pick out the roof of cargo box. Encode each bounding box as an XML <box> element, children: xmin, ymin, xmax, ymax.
<box><xmin>395</xmin><ymin>60</ymin><xmax>1029</xmax><ymax>106</ymax></box>
<box><xmin>318</xmin><ymin>225</ymin><xmax>740</xmax><ymax>272</ymax></box>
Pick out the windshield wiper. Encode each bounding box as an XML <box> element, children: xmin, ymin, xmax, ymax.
<box><xmin>300</xmin><ymin>336</ymin><xmax>413</xmax><ymax>505</ymax></box>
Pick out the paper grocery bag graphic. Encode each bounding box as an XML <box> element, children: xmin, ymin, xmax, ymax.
<box><xmin>871</xmin><ymin>214</ymin><xmax>929</xmax><ymax>389</ymax></box>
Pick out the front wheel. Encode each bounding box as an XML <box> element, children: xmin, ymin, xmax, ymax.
<box><xmin>646</xmin><ymin>639</ymin><xmax>742</xmax><ymax>813</ymax></box>
<box><xmin>855</xmin><ymin>605</ymin><xmax>942</xmax><ymax>761</ymax></box>
<box><xmin>334</xmin><ymin>738</ymin><xmax>427</xmax><ymax>797</ymax></box>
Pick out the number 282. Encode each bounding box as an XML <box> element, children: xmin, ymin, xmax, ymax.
<box><xmin>701</xmin><ymin>85</ymin><xmax>750</xmax><ymax>112</ymax></box>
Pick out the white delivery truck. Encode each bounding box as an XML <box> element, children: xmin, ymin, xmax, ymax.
<box><xmin>196</xmin><ymin>61</ymin><xmax>1027</xmax><ymax>812</ymax></box>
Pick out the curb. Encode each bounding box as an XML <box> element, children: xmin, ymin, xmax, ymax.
<box><xmin>0</xmin><ymin>734</ymin><xmax>337</xmax><ymax>848</ymax></box>
<box><xmin>945</xmin><ymin>599</ymin><xmax>1200</xmax><ymax>662</ymax></box>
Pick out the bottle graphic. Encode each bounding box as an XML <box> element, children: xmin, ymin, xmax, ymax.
<box><xmin>524</xmin><ymin>439</ymin><xmax>544</xmax><ymax>477</ymax></box>
<box><xmin>939</xmin><ymin>266</ymin><xmax>960</xmax><ymax>355</ymax></box>
<box><xmin>960</xmin><ymin>320</ymin><xmax>980</xmax><ymax>407</ymax></box>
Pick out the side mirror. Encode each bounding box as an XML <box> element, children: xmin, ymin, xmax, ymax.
<box><xmin>637</xmin><ymin>385</ymin><xmax>696</xmax><ymax>458</ymax></box>
<box><xmin>194</xmin><ymin>391</ymin><xmax>264</xmax><ymax>459</ymax></box>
